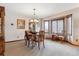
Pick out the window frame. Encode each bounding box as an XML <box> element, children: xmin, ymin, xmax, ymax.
<box><xmin>44</xmin><ymin>20</ymin><xmax>49</xmax><ymax>33</ymax></box>
<box><xmin>51</xmin><ymin>18</ymin><xmax>64</xmax><ymax>35</ymax></box>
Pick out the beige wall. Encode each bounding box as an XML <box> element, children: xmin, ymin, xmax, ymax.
<box><xmin>42</xmin><ymin>7</ymin><xmax>79</xmax><ymax>45</ymax></box>
<box><xmin>4</xmin><ymin>7</ymin><xmax>29</xmax><ymax>42</ymax></box>
<box><xmin>0</xmin><ymin>4</ymin><xmax>29</xmax><ymax>42</ymax></box>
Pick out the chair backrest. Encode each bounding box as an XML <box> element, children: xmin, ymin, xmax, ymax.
<box><xmin>25</xmin><ymin>31</ymin><xmax>29</xmax><ymax>40</ymax></box>
<box><xmin>39</xmin><ymin>31</ymin><xmax>45</xmax><ymax>36</ymax></box>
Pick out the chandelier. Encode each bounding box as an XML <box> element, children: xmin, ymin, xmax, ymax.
<box><xmin>30</xmin><ymin>8</ymin><xmax>39</xmax><ymax>23</ymax></box>
<box><xmin>29</xmin><ymin>8</ymin><xmax>39</xmax><ymax>32</ymax></box>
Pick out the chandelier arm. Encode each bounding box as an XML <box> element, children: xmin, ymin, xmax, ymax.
<box><xmin>33</xmin><ymin>8</ymin><xmax>36</xmax><ymax>18</ymax></box>
<box><xmin>30</xmin><ymin>8</ymin><xmax>38</xmax><ymax>23</ymax></box>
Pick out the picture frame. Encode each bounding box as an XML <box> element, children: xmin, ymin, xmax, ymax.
<box><xmin>17</xmin><ymin>19</ymin><xmax>25</xmax><ymax>29</ymax></box>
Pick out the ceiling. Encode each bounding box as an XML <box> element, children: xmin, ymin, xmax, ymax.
<box><xmin>1</xmin><ymin>3</ymin><xmax>79</xmax><ymax>18</ymax></box>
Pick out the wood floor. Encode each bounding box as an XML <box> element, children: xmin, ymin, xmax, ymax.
<box><xmin>5</xmin><ymin>39</ymin><xmax>79</xmax><ymax>56</ymax></box>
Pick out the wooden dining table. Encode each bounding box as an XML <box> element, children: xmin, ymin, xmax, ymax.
<box><xmin>25</xmin><ymin>30</ymin><xmax>45</xmax><ymax>49</ymax></box>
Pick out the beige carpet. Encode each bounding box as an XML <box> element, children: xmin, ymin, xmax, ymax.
<box><xmin>5</xmin><ymin>39</ymin><xmax>79</xmax><ymax>56</ymax></box>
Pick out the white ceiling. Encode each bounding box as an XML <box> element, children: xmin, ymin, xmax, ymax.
<box><xmin>1</xmin><ymin>3</ymin><xmax>79</xmax><ymax>18</ymax></box>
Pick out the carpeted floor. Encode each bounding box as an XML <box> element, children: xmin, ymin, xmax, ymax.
<box><xmin>5</xmin><ymin>39</ymin><xmax>79</xmax><ymax>56</ymax></box>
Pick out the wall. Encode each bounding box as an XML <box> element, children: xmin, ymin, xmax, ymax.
<box><xmin>4</xmin><ymin>6</ymin><xmax>29</xmax><ymax>42</ymax></box>
<box><xmin>43</xmin><ymin>7</ymin><xmax>79</xmax><ymax>45</ymax></box>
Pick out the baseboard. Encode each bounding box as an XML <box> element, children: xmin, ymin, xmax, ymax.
<box><xmin>64</xmin><ymin>40</ymin><xmax>79</xmax><ymax>46</ymax></box>
<box><xmin>70</xmin><ymin>41</ymin><xmax>79</xmax><ymax>46</ymax></box>
<box><xmin>5</xmin><ymin>39</ymin><xmax>24</xmax><ymax>43</ymax></box>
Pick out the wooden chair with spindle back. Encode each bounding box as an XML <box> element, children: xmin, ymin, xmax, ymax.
<box><xmin>24</xmin><ymin>31</ymin><xmax>30</xmax><ymax>47</ymax></box>
<box><xmin>38</xmin><ymin>30</ymin><xmax>45</xmax><ymax>49</ymax></box>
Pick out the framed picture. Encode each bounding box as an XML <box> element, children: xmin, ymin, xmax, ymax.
<box><xmin>17</xmin><ymin>19</ymin><xmax>25</xmax><ymax>29</ymax></box>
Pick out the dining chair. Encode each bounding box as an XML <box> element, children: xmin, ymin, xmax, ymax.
<box><xmin>24</xmin><ymin>31</ymin><xmax>30</xmax><ymax>47</ymax></box>
<box><xmin>37</xmin><ymin>31</ymin><xmax>45</xmax><ymax>49</ymax></box>
<box><xmin>30</xmin><ymin>32</ymin><xmax>37</xmax><ymax>48</ymax></box>
<box><xmin>24</xmin><ymin>31</ymin><xmax>37</xmax><ymax>48</ymax></box>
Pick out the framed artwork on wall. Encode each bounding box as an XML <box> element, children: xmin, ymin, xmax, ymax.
<box><xmin>17</xmin><ymin>19</ymin><xmax>25</xmax><ymax>29</ymax></box>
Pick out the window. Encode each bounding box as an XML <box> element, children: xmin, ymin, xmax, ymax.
<box><xmin>52</xmin><ymin>21</ymin><xmax>57</xmax><ymax>33</ymax></box>
<box><xmin>58</xmin><ymin>20</ymin><xmax>64</xmax><ymax>34</ymax></box>
<box><xmin>35</xmin><ymin>23</ymin><xmax>40</xmax><ymax>32</ymax></box>
<box><xmin>52</xmin><ymin>19</ymin><xmax>64</xmax><ymax>35</ymax></box>
<box><xmin>44</xmin><ymin>21</ymin><xmax>49</xmax><ymax>32</ymax></box>
<box><xmin>43</xmin><ymin>14</ymin><xmax>72</xmax><ymax>37</ymax></box>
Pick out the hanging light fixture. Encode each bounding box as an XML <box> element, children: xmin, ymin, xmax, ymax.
<box><xmin>30</xmin><ymin>8</ymin><xmax>39</xmax><ymax>23</ymax></box>
<box><xmin>29</xmin><ymin>8</ymin><xmax>39</xmax><ymax>32</ymax></box>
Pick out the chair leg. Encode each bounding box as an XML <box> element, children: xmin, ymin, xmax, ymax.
<box><xmin>38</xmin><ymin>41</ymin><xmax>40</xmax><ymax>49</ymax></box>
<box><xmin>28</xmin><ymin>40</ymin><xmax>30</xmax><ymax>47</ymax></box>
<box><xmin>43</xmin><ymin>41</ymin><xmax>45</xmax><ymax>48</ymax></box>
<box><xmin>31</xmin><ymin>40</ymin><xmax>35</xmax><ymax>49</ymax></box>
<box><xmin>43</xmin><ymin>38</ymin><xmax>45</xmax><ymax>48</ymax></box>
<box><xmin>25</xmin><ymin>40</ymin><xmax>27</xmax><ymax>46</ymax></box>
<box><xmin>24</xmin><ymin>38</ymin><xmax>27</xmax><ymax>46</ymax></box>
